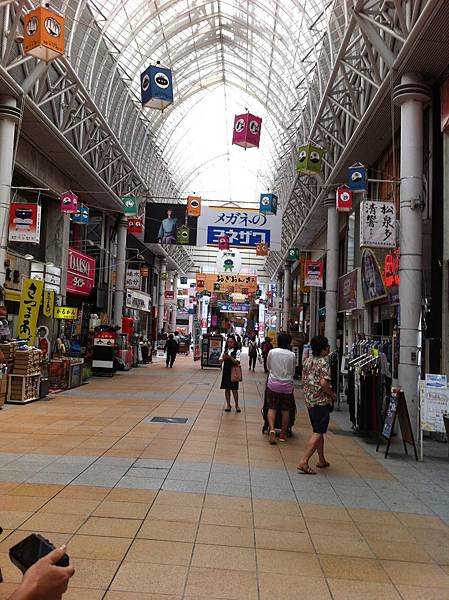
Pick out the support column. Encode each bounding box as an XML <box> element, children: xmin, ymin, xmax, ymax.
<box><xmin>324</xmin><ymin>192</ymin><xmax>339</xmax><ymax>350</ymax></box>
<box><xmin>283</xmin><ymin>262</ymin><xmax>291</xmax><ymax>332</ymax></box>
<box><xmin>157</xmin><ymin>258</ymin><xmax>167</xmax><ymax>334</ymax></box>
<box><xmin>276</xmin><ymin>273</ymin><xmax>282</xmax><ymax>331</ymax></box>
<box><xmin>171</xmin><ymin>272</ymin><xmax>178</xmax><ymax>332</ymax></box>
<box><xmin>113</xmin><ymin>217</ymin><xmax>128</xmax><ymax>327</ymax></box>
<box><xmin>0</xmin><ymin>97</ymin><xmax>20</xmax><ymax>287</ymax></box>
<box><xmin>310</xmin><ymin>288</ymin><xmax>318</xmax><ymax>338</ymax></box>
<box><xmin>393</xmin><ymin>74</ymin><xmax>430</xmax><ymax>428</ymax></box>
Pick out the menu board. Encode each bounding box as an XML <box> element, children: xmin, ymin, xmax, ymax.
<box><xmin>382</xmin><ymin>395</ymin><xmax>398</xmax><ymax>440</ymax></box>
<box><xmin>420</xmin><ymin>383</ymin><xmax>449</xmax><ymax>433</ymax></box>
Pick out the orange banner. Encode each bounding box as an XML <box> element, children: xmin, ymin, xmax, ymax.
<box><xmin>196</xmin><ymin>273</ymin><xmax>257</xmax><ymax>294</ymax></box>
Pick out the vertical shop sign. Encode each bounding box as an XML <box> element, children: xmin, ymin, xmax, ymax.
<box><xmin>42</xmin><ymin>290</ymin><xmax>55</xmax><ymax>317</ymax></box>
<box><xmin>337</xmin><ymin>270</ymin><xmax>358</xmax><ymax>311</ymax></box>
<box><xmin>360</xmin><ymin>201</ymin><xmax>396</xmax><ymax>248</ymax></box>
<box><xmin>304</xmin><ymin>260</ymin><xmax>324</xmax><ymax>287</ymax></box>
<box><xmin>67</xmin><ymin>248</ymin><xmax>96</xmax><ymax>296</ymax></box>
<box><xmin>9</xmin><ymin>203</ymin><xmax>41</xmax><ymax>243</ymax></box>
<box><xmin>16</xmin><ymin>278</ymin><xmax>44</xmax><ymax>343</ymax></box>
<box><xmin>360</xmin><ymin>249</ymin><xmax>387</xmax><ymax>303</ymax></box>
<box><xmin>126</xmin><ymin>269</ymin><xmax>141</xmax><ymax>290</ymax></box>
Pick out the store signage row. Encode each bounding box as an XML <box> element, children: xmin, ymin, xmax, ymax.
<box><xmin>126</xmin><ymin>289</ymin><xmax>151</xmax><ymax>312</ymax></box>
<box><xmin>67</xmin><ymin>248</ymin><xmax>96</xmax><ymax>296</ymax></box>
<box><xmin>9</xmin><ymin>203</ymin><xmax>42</xmax><ymax>243</ymax></box>
<box><xmin>360</xmin><ymin>200</ymin><xmax>396</xmax><ymax>249</ymax></box>
<box><xmin>196</xmin><ymin>273</ymin><xmax>257</xmax><ymax>294</ymax></box>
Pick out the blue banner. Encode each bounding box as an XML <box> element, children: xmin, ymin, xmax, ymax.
<box><xmin>207</xmin><ymin>226</ymin><xmax>271</xmax><ymax>248</ymax></box>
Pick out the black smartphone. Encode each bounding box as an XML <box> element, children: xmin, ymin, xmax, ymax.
<box><xmin>9</xmin><ymin>533</ymin><xmax>70</xmax><ymax>573</ymax></box>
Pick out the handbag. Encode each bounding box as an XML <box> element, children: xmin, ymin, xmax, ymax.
<box><xmin>231</xmin><ymin>364</ymin><xmax>243</xmax><ymax>382</ymax></box>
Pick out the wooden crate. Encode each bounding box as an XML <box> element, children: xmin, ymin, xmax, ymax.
<box><xmin>7</xmin><ymin>374</ymin><xmax>41</xmax><ymax>404</ymax></box>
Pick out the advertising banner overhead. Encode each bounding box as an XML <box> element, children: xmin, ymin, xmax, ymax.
<box><xmin>9</xmin><ymin>203</ymin><xmax>41</xmax><ymax>243</ymax></box>
<box><xmin>196</xmin><ymin>273</ymin><xmax>257</xmax><ymax>294</ymax></box>
<box><xmin>304</xmin><ymin>260</ymin><xmax>324</xmax><ymax>287</ymax></box>
<box><xmin>144</xmin><ymin>202</ymin><xmax>198</xmax><ymax>246</ymax></box>
<box><xmin>67</xmin><ymin>248</ymin><xmax>96</xmax><ymax>296</ymax></box>
<box><xmin>197</xmin><ymin>206</ymin><xmax>281</xmax><ymax>250</ymax></box>
<box><xmin>215</xmin><ymin>249</ymin><xmax>242</xmax><ymax>274</ymax></box>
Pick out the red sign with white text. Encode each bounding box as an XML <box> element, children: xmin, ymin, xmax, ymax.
<box><xmin>67</xmin><ymin>248</ymin><xmax>96</xmax><ymax>296</ymax></box>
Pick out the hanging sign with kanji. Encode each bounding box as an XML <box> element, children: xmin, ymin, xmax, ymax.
<box><xmin>54</xmin><ymin>306</ymin><xmax>78</xmax><ymax>319</ymax></box>
<box><xmin>42</xmin><ymin>290</ymin><xmax>55</xmax><ymax>317</ymax></box>
<box><xmin>360</xmin><ymin>201</ymin><xmax>396</xmax><ymax>249</ymax></box>
<box><xmin>384</xmin><ymin>247</ymin><xmax>400</xmax><ymax>287</ymax></box>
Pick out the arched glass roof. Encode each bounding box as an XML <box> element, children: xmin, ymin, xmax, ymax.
<box><xmin>85</xmin><ymin>0</ymin><xmax>332</xmax><ymax>205</ymax></box>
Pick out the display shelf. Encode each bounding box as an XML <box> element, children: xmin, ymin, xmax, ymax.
<box><xmin>7</xmin><ymin>373</ymin><xmax>41</xmax><ymax>404</ymax></box>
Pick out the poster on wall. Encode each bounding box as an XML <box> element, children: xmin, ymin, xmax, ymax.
<box><xmin>360</xmin><ymin>200</ymin><xmax>396</xmax><ymax>248</ymax></box>
<box><xmin>304</xmin><ymin>260</ymin><xmax>324</xmax><ymax>287</ymax></box>
<box><xmin>420</xmin><ymin>382</ymin><xmax>449</xmax><ymax>433</ymax></box>
<box><xmin>360</xmin><ymin>248</ymin><xmax>387</xmax><ymax>303</ymax></box>
<box><xmin>9</xmin><ymin>203</ymin><xmax>41</xmax><ymax>243</ymax></box>
<box><xmin>144</xmin><ymin>202</ymin><xmax>198</xmax><ymax>246</ymax></box>
<box><xmin>197</xmin><ymin>205</ymin><xmax>281</xmax><ymax>249</ymax></box>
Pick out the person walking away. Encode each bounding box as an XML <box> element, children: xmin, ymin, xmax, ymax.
<box><xmin>220</xmin><ymin>336</ymin><xmax>241</xmax><ymax>412</ymax></box>
<box><xmin>297</xmin><ymin>335</ymin><xmax>336</xmax><ymax>474</ymax></box>
<box><xmin>266</xmin><ymin>333</ymin><xmax>296</xmax><ymax>444</ymax></box>
<box><xmin>261</xmin><ymin>336</ymin><xmax>273</xmax><ymax>374</ymax></box>
<box><xmin>248</xmin><ymin>334</ymin><xmax>259</xmax><ymax>371</ymax></box>
<box><xmin>164</xmin><ymin>334</ymin><xmax>178</xmax><ymax>368</ymax></box>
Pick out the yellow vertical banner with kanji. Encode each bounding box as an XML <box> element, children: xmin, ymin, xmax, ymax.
<box><xmin>42</xmin><ymin>290</ymin><xmax>55</xmax><ymax>317</ymax></box>
<box><xmin>16</xmin><ymin>278</ymin><xmax>44</xmax><ymax>343</ymax></box>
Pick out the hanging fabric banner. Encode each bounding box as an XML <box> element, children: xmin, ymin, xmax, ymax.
<box><xmin>304</xmin><ymin>260</ymin><xmax>324</xmax><ymax>287</ymax></box>
<box><xmin>122</xmin><ymin>195</ymin><xmax>138</xmax><ymax>216</ymax></box>
<box><xmin>9</xmin><ymin>204</ymin><xmax>42</xmax><ymax>243</ymax></box>
<box><xmin>42</xmin><ymin>290</ymin><xmax>55</xmax><ymax>317</ymax></box>
<box><xmin>360</xmin><ymin>200</ymin><xmax>396</xmax><ymax>248</ymax></box>
<box><xmin>16</xmin><ymin>278</ymin><xmax>44</xmax><ymax>343</ymax></box>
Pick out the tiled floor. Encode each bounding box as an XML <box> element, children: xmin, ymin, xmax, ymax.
<box><xmin>0</xmin><ymin>355</ymin><xmax>448</xmax><ymax>599</ymax></box>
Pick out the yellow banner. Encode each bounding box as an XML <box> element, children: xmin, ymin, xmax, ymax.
<box><xmin>17</xmin><ymin>278</ymin><xmax>44</xmax><ymax>343</ymax></box>
<box><xmin>42</xmin><ymin>290</ymin><xmax>55</xmax><ymax>317</ymax></box>
<box><xmin>54</xmin><ymin>306</ymin><xmax>78</xmax><ymax>320</ymax></box>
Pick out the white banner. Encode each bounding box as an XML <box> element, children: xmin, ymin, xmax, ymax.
<box><xmin>197</xmin><ymin>205</ymin><xmax>281</xmax><ymax>250</ymax></box>
<box><xmin>215</xmin><ymin>249</ymin><xmax>242</xmax><ymax>274</ymax></box>
<box><xmin>360</xmin><ymin>200</ymin><xmax>396</xmax><ymax>248</ymax></box>
<box><xmin>126</xmin><ymin>269</ymin><xmax>141</xmax><ymax>290</ymax></box>
<box><xmin>125</xmin><ymin>289</ymin><xmax>151</xmax><ymax>312</ymax></box>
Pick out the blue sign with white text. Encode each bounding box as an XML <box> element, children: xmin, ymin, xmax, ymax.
<box><xmin>206</xmin><ymin>227</ymin><xmax>271</xmax><ymax>248</ymax></box>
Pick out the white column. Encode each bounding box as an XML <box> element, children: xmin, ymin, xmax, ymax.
<box><xmin>324</xmin><ymin>192</ymin><xmax>339</xmax><ymax>350</ymax></box>
<box><xmin>157</xmin><ymin>258</ymin><xmax>167</xmax><ymax>334</ymax></box>
<box><xmin>283</xmin><ymin>262</ymin><xmax>291</xmax><ymax>332</ymax></box>
<box><xmin>113</xmin><ymin>216</ymin><xmax>128</xmax><ymax>327</ymax></box>
<box><xmin>0</xmin><ymin>97</ymin><xmax>20</xmax><ymax>287</ymax></box>
<box><xmin>393</xmin><ymin>73</ymin><xmax>430</xmax><ymax>428</ymax></box>
<box><xmin>171</xmin><ymin>272</ymin><xmax>178</xmax><ymax>332</ymax></box>
<box><xmin>309</xmin><ymin>288</ymin><xmax>318</xmax><ymax>338</ymax></box>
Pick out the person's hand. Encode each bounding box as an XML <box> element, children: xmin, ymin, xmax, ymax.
<box><xmin>10</xmin><ymin>546</ymin><xmax>75</xmax><ymax>600</ymax></box>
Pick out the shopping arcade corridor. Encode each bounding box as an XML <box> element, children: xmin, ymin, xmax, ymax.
<box><xmin>0</xmin><ymin>358</ymin><xmax>448</xmax><ymax>599</ymax></box>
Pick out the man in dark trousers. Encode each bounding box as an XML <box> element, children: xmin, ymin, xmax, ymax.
<box><xmin>261</xmin><ymin>336</ymin><xmax>274</xmax><ymax>373</ymax></box>
<box><xmin>165</xmin><ymin>334</ymin><xmax>178</xmax><ymax>368</ymax></box>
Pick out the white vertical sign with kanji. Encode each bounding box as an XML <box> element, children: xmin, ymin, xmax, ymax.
<box><xmin>360</xmin><ymin>201</ymin><xmax>396</xmax><ymax>248</ymax></box>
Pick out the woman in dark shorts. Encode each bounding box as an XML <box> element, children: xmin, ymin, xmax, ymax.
<box><xmin>220</xmin><ymin>336</ymin><xmax>241</xmax><ymax>412</ymax></box>
<box><xmin>298</xmin><ymin>335</ymin><xmax>336</xmax><ymax>474</ymax></box>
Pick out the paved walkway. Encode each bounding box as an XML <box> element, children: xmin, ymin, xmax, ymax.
<box><xmin>0</xmin><ymin>356</ymin><xmax>448</xmax><ymax>599</ymax></box>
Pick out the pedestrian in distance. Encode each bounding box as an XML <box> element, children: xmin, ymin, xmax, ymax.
<box><xmin>164</xmin><ymin>333</ymin><xmax>178</xmax><ymax>368</ymax></box>
<box><xmin>266</xmin><ymin>332</ymin><xmax>296</xmax><ymax>443</ymax></box>
<box><xmin>248</xmin><ymin>333</ymin><xmax>259</xmax><ymax>371</ymax></box>
<box><xmin>297</xmin><ymin>335</ymin><xmax>336</xmax><ymax>474</ymax></box>
<box><xmin>220</xmin><ymin>336</ymin><xmax>241</xmax><ymax>412</ymax></box>
<box><xmin>261</xmin><ymin>336</ymin><xmax>273</xmax><ymax>374</ymax></box>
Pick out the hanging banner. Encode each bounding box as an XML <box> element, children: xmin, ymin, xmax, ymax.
<box><xmin>144</xmin><ymin>202</ymin><xmax>198</xmax><ymax>246</ymax></box>
<box><xmin>60</xmin><ymin>191</ymin><xmax>78</xmax><ymax>214</ymax></box>
<box><xmin>360</xmin><ymin>200</ymin><xmax>396</xmax><ymax>248</ymax></box>
<box><xmin>72</xmin><ymin>206</ymin><xmax>89</xmax><ymax>224</ymax></box>
<box><xmin>125</xmin><ymin>289</ymin><xmax>151</xmax><ymax>312</ymax></box>
<box><xmin>126</xmin><ymin>269</ymin><xmax>141</xmax><ymax>290</ymax></box>
<box><xmin>197</xmin><ymin>205</ymin><xmax>281</xmax><ymax>250</ymax></box>
<box><xmin>361</xmin><ymin>248</ymin><xmax>387</xmax><ymax>303</ymax></box>
<box><xmin>196</xmin><ymin>273</ymin><xmax>257</xmax><ymax>294</ymax></box>
<box><xmin>9</xmin><ymin>203</ymin><xmax>42</xmax><ymax>243</ymax></box>
<box><xmin>16</xmin><ymin>278</ymin><xmax>44</xmax><ymax>343</ymax></box>
<box><xmin>384</xmin><ymin>247</ymin><xmax>400</xmax><ymax>287</ymax></box>
<box><xmin>187</xmin><ymin>196</ymin><xmax>201</xmax><ymax>217</ymax></box>
<box><xmin>215</xmin><ymin>250</ymin><xmax>242</xmax><ymax>274</ymax></box>
<box><xmin>42</xmin><ymin>290</ymin><xmax>55</xmax><ymax>317</ymax></box>
<box><xmin>67</xmin><ymin>248</ymin><xmax>96</xmax><ymax>296</ymax></box>
<box><xmin>337</xmin><ymin>270</ymin><xmax>358</xmax><ymax>312</ymax></box>
<box><xmin>304</xmin><ymin>260</ymin><xmax>324</xmax><ymax>287</ymax></box>
<box><xmin>54</xmin><ymin>306</ymin><xmax>78</xmax><ymax>319</ymax></box>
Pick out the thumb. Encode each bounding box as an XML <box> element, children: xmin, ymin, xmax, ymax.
<box><xmin>46</xmin><ymin>545</ymin><xmax>67</xmax><ymax>564</ymax></box>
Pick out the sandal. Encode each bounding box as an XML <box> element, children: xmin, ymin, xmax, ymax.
<box><xmin>236</xmin><ymin>407</ymin><xmax>241</xmax><ymax>413</ymax></box>
<box><xmin>224</xmin><ymin>407</ymin><xmax>231</xmax><ymax>412</ymax></box>
<box><xmin>297</xmin><ymin>464</ymin><xmax>316</xmax><ymax>475</ymax></box>
<box><xmin>269</xmin><ymin>430</ymin><xmax>276</xmax><ymax>445</ymax></box>
<box><xmin>316</xmin><ymin>461</ymin><xmax>330</xmax><ymax>469</ymax></box>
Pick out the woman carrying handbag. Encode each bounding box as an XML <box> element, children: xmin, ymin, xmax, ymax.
<box><xmin>220</xmin><ymin>336</ymin><xmax>242</xmax><ymax>413</ymax></box>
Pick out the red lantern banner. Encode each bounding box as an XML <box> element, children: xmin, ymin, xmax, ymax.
<box><xmin>336</xmin><ymin>186</ymin><xmax>353</xmax><ymax>212</ymax></box>
<box><xmin>232</xmin><ymin>113</ymin><xmax>262</xmax><ymax>148</ymax></box>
